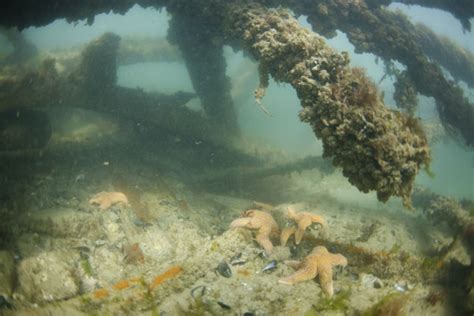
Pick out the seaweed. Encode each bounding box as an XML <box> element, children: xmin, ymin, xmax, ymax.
<box><xmin>187</xmin><ymin>297</ymin><xmax>214</xmax><ymax>316</ymax></box>
<box><xmin>311</xmin><ymin>288</ymin><xmax>352</xmax><ymax>313</ymax></box>
<box><xmin>460</xmin><ymin>199</ymin><xmax>474</xmax><ymax>217</ymax></box>
<box><xmin>79</xmin><ymin>295</ymin><xmax>103</xmax><ymax>315</ymax></box>
<box><xmin>425</xmin><ymin>290</ymin><xmax>444</xmax><ymax>306</ymax></box>
<box><xmin>362</xmin><ymin>292</ymin><xmax>409</xmax><ymax>316</ymax></box>
<box><xmin>357</xmin><ymin>222</ymin><xmax>379</xmax><ymax>242</ymax></box>
<box><xmin>389</xmin><ymin>243</ymin><xmax>402</xmax><ymax>254</ymax></box>
<box><xmin>80</xmin><ymin>257</ymin><xmax>93</xmax><ymax>277</ymax></box>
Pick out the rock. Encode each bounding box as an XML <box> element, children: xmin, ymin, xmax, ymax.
<box><xmin>26</xmin><ymin>208</ymin><xmax>100</xmax><ymax>239</ymax></box>
<box><xmin>139</xmin><ymin>228</ymin><xmax>174</xmax><ymax>263</ymax></box>
<box><xmin>0</xmin><ymin>251</ymin><xmax>15</xmax><ymax>300</ymax></box>
<box><xmin>17</xmin><ymin>251</ymin><xmax>78</xmax><ymax>303</ymax></box>
<box><xmin>373</xmin><ymin>278</ymin><xmax>384</xmax><ymax>289</ymax></box>
<box><xmin>90</xmin><ymin>247</ymin><xmax>124</xmax><ymax>286</ymax></box>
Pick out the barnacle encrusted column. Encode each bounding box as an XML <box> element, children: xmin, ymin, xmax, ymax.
<box><xmin>372</xmin><ymin>0</ymin><xmax>474</xmax><ymax>31</ymax></box>
<box><xmin>290</xmin><ymin>0</ymin><xmax>474</xmax><ymax>145</ymax></box>
<box><xmin>224</xmin><ymin>5</ymin><xmax>430</xmax><ymax>207</ymax></box>
<box><xmin>74</xmin><ymin>32</ymin><xmax>121</xmax><ymax>94</ymax></box>
<box><xmin>393</xmin><ymin>70</ymin><xmax>418</xmax><ymax>116</ymax></box>
<box><xmin>412</xmin><ymin>23</ymin><xmax>474</xmax><ymax>89</ymax></box>
<box><xmin>168</xmin><ymin>12</ymin><xmax>239</xmax><ymax>136</ymax></box>
<box><xmin>412</xmin><ymin>187</ymin><xmax>474</xmax><ymax>242</ymax></box>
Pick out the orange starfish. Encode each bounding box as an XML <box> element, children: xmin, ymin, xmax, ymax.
<box><xmin>280</xmin><ymin>227</ymin><xmax>297</xmax><ymax>246</ymax></box>
<box><xmin>89</xmin><ymin>191</ymin><xmax>129</xmax><ymax>210</ymax></box>
<box><xmin>279</xmin><ymin>246</ymin><xmax>347</xmax><ymax>296</ymax></box>
<box><xmin>280</xmin><ymin>206</ymin><xmax>327</xmax><ymax>246</ymax></box>
<box><xmin>230</xmin><ymin>209</ymin><xmax>279</xmax><ymax>255</ymax></box>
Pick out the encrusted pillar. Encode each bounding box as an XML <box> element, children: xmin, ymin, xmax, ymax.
<box><xmin>289</xmin><ymin>0</ymin><xmax>474</xmax><ymax>145</ymax></box>
<box><xmin>75</xmin><ymin>32</ymin><xmax>121</xmax><ymax>94</ymax></box>
<box><xmin>168</xmin><ymin>12</ymin><xmax>239</xmax><ymax>136</ymax></box>
<box><xmin>222</xmin><ymin>4</ymin><xmax>430</xmax><ymax>207</ymax></box>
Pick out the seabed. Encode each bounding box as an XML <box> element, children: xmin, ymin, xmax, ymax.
<box><xmin>0</xmin><ymin>2</ymin><xmax>473</xmax><ymax>315</ymax></box>
<box><xmin>0</xmin><ymin>111</ymin><xmax>466</xmax><ymax>315</ymax></box>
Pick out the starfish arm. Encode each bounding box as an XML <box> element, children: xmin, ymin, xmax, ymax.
<box><xmin>297</xmin><ymin>217</ymin><xmax>312</xmax><ymax>231</ymax></box>
<box><xmin>295</xmin><ymin>217</ymin><xmax>312</xmax><ymax>244</ymax></box>
<box><xmin>283</xmin><ymin>260</ymin><xmax>303</xmax><ymax>269</ymax></box>
<box><xmin>249</xmin><ymin>211</ymin><xmax>275</xmax><ymax>229</ymax></box>
<box><xmin>329</xmin><ymin>253</ymin><xmax>348</xmax><ymax>267</ymax></box>
<box><xmin>116</xmin><ymin>193</ymin><xmax>129</xmax><ymax>205</ymax></box>
<box><xmin>255</xmin><ymin>231</ymin><xmax>273</xmax><ymax>255</ymax></box>
<box><xmin>294</xmin><ymin>228</ymin><xmax>305</xmax><ymax>244</ymax></box>
<box><xmin>318</xmin><ymin>264</ymin><xmax>335</xmax><ymax>296</ymax></box>
<box><xmin>310</xmin><ymin>214</ymin><xmax>327</xmax><ymax>227</ymax></box>
<box><xmin>287</xmin><ymin>206</ymin><xmax>298</xmax><ymax>220</ymax></box>
<box><xmin>278</xmin><ymin>264</ymin><xmax>318</xmax><ymax>285</ymax></box>
<box><xmin>89</xmin><ymin>194</ymin><xmax>102</xmax><ymax>205</ymax></box>
<box><xmin>100</xmin><ymin>200</ymin><xmax>112</xmax><ymax>210</ymax></box>
<box><xmin>280</xmin><ymin>227</ymin><xmax>296</xmax><ymax>246</ymax></box>
<box><xmin>259</xmin><ymin>222</ymin><xmax>273</xmax><ymax>235</ymax></box>
<box><xmin>229</xmin><ymin>217</ymin><xmax>252</xmax><ymax>229</ymax></box>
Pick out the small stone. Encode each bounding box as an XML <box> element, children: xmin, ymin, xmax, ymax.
<box><xmin>360</xmin><ymin>273</ymin><xmax>383</xmax><ymax>289</ymax></box>
<box><xmin>393</xmin><ymin>281</ymin><xmax>411</xmax><ymax>292</ymax></box>
<box><xmin>374</xmin><ymin>279</ymin><xmax>384</xmax><ymax>289</ymax></box>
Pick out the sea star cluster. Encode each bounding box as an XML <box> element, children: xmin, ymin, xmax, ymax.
<box><xmin>230</xmin><ymin>205</ymin><xmax>346</xmax><ymax>296</ymax></box>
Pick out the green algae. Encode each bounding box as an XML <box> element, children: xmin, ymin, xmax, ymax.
<box><xmin>363</xmin><ymin>292</ymin><xmax>409</xmax><ymax>316</ymax></box>
<box><xmin>304</xmin><ymin>288</ymin><xmax>352</xmax><ymax>313</ymax></box>
<box><xmin>78</xmin><ymin>295</ymin><xmax>102</xmax><ymax>315</ymax></box>
<box><xmin>80</xmin><ymin>258</ymin><xmax>93</xmax><ymax>277</ymax></box>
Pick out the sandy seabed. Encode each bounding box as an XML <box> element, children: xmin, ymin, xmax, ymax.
<box><xmin>0</xmin><ymin>113</ymin><xmax>466</xmax><ymax>315</ymax></box>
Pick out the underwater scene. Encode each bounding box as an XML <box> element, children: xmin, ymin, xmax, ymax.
<box><xmin>0</xmin><ymin>1</ymin><xmax>473</xmax><ymax>315</ymax></box>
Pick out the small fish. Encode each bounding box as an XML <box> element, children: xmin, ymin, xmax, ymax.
<box><xmin>261</xmin><ymin>260</ymin><xmax>277</xmax><ymax>273</ymax></box>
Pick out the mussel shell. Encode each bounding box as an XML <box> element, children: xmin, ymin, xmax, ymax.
<box><xmin>217</xmin><ymin>301</ymin><xmax>231</xmax><ymax>310</ymax></box>
<box><xmin>216</xmin><ymin>261</ymin><xmax>232</xmax><ymax>278</ymax></box>
<box><xmin>230</xmin><ymin>252</ymin><xmax>247</xmax><ymax>266</ymax></box>
<box><xmin>261</xmin><ymin>260</ymin><xmax>277</xmax><ymax>272</ymax></box>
